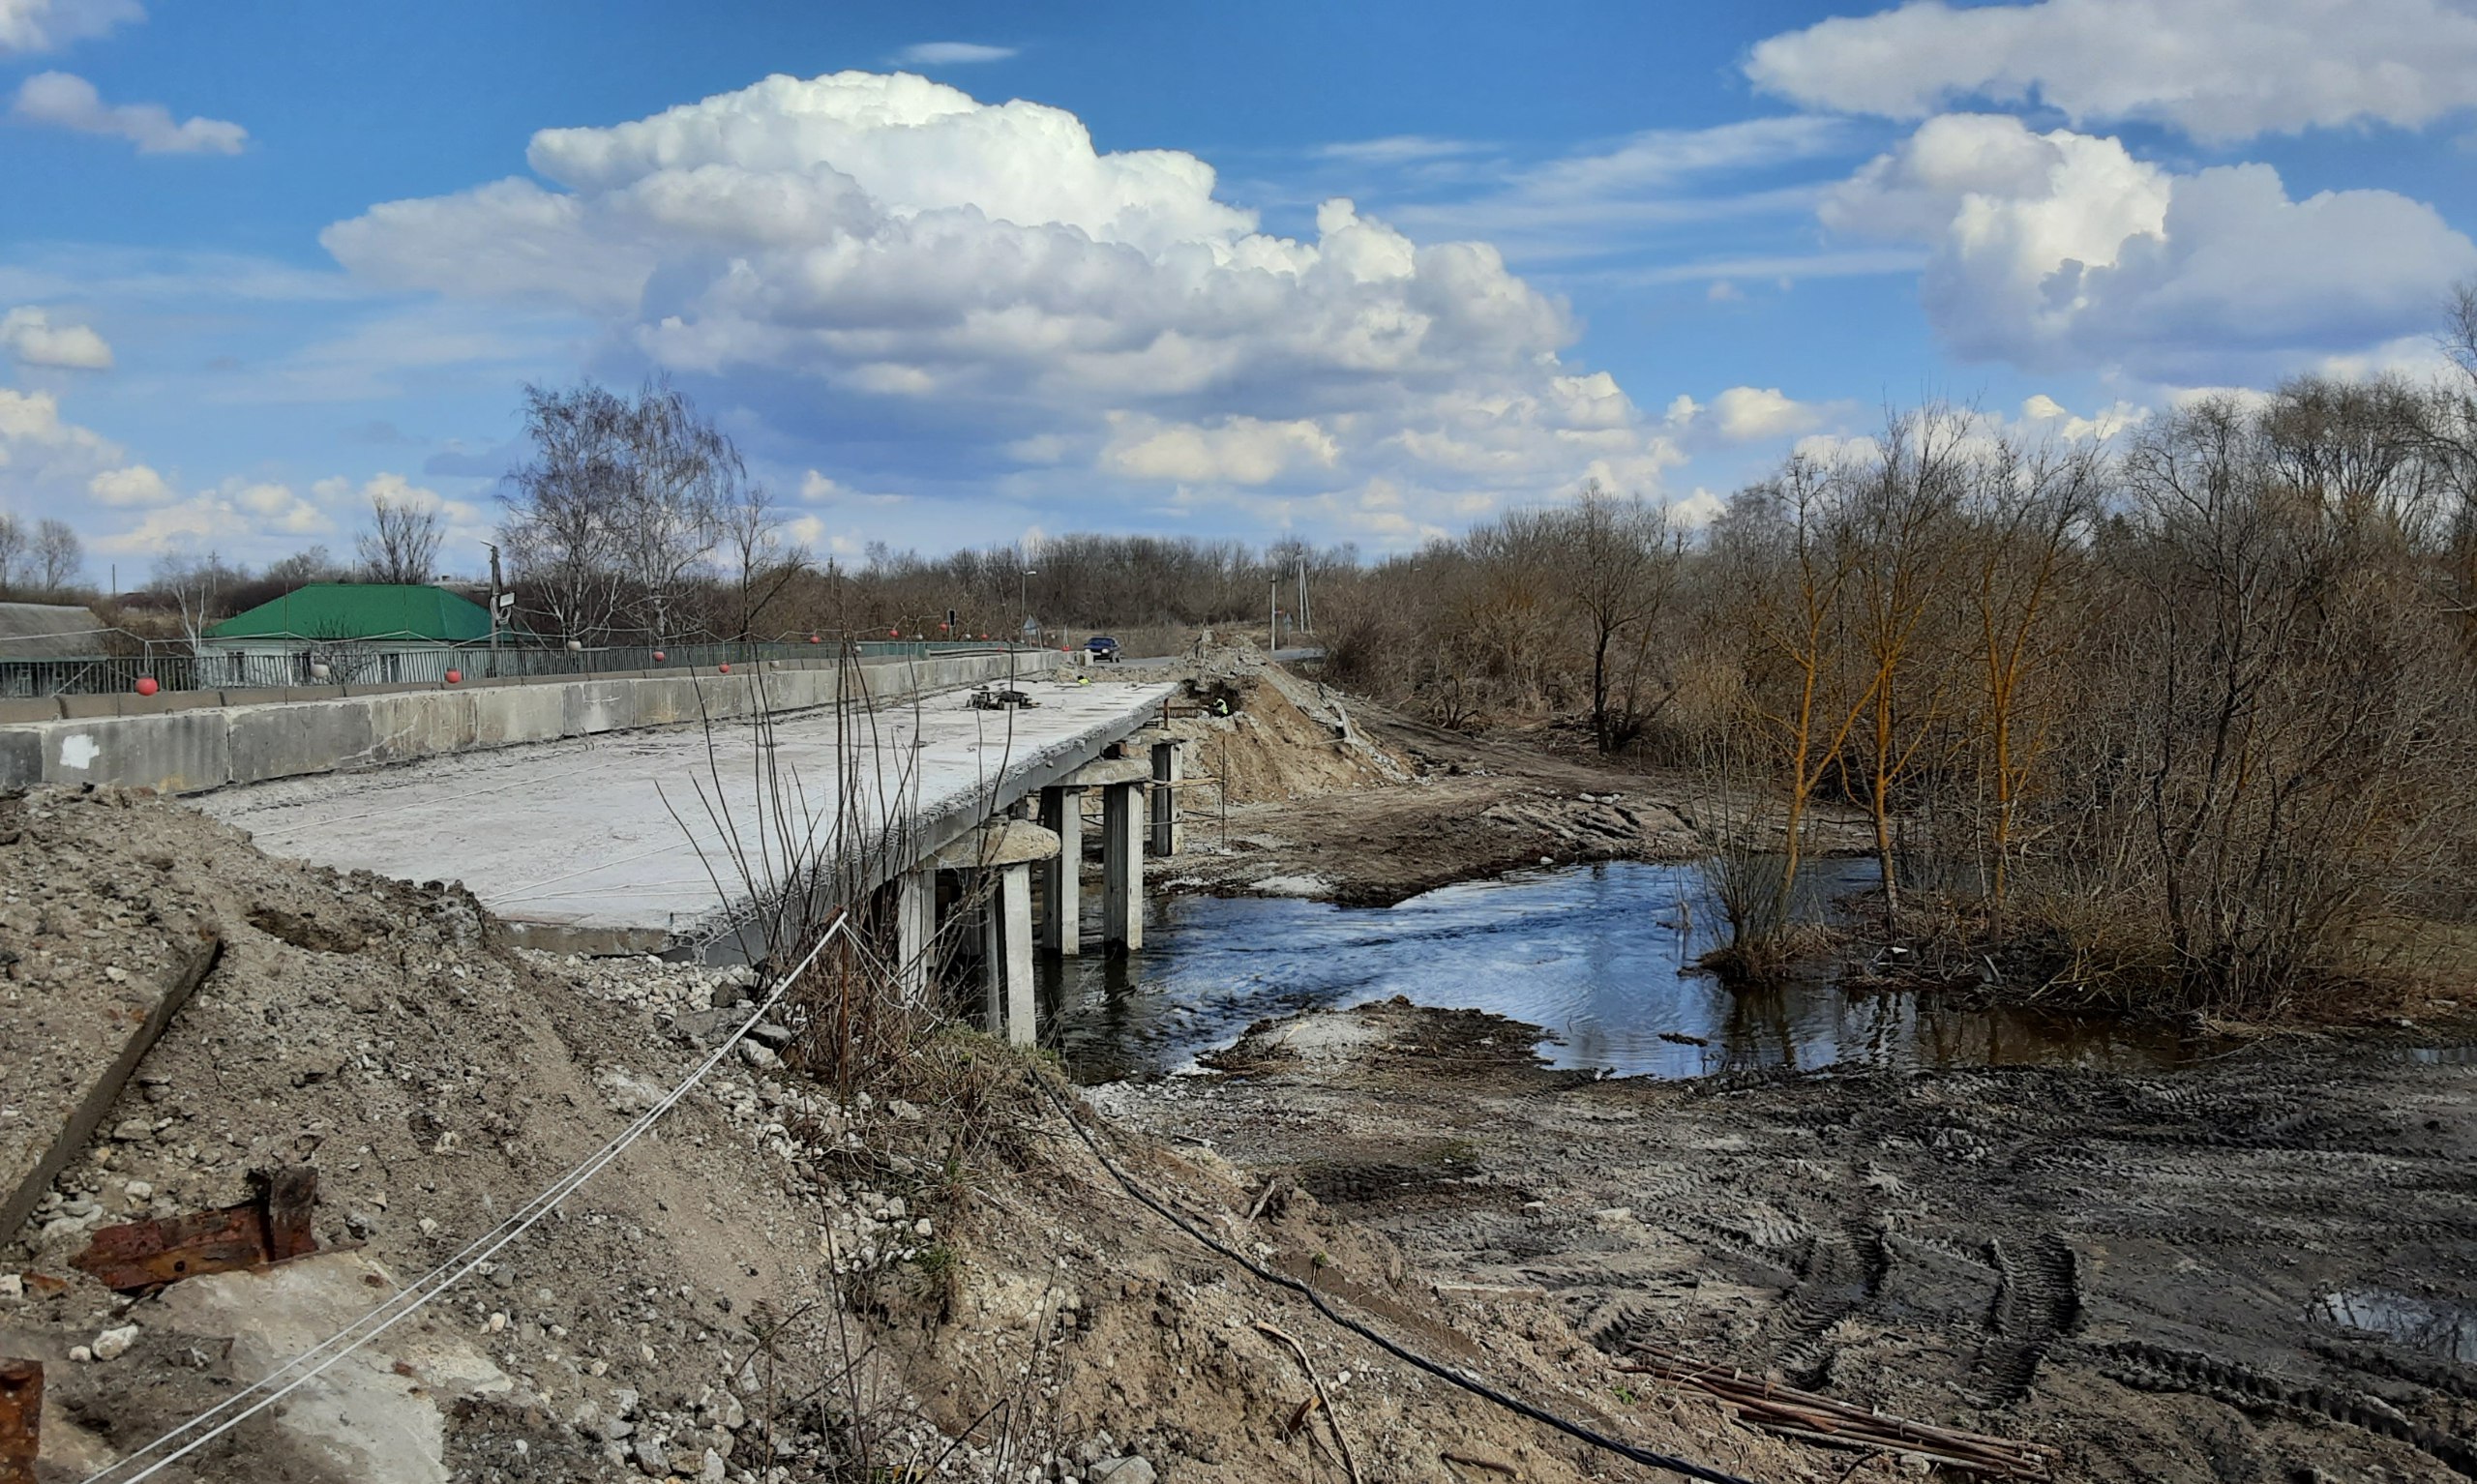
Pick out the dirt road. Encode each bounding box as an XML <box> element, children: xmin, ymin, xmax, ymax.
<box><xmin>1108</xmin><ymin>999</ymin><xmax>2477</xmax><ymax>1482</ymax></box>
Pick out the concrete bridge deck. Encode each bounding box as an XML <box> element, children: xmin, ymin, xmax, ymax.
<box><xmin>200</xmin><ymin>677</ymin><xmax>1179</xmax><ymax>953</ymax></box>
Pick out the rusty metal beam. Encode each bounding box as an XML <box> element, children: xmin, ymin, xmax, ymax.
<box><xmin>0</xmin><ymin>1358</ymin><xmax>39</xmax><ymax>1484</ymax></box>
<box><xmin>70</xmin><ymin>1167</ymin><xmax>317</xmax><ymax>1294</ymax></box>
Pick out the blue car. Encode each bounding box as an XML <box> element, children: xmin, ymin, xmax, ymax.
<box><xmin>1084</xmin><ymin>635</ymin><xmax>1121</xmax><ymax>662</ymax></box>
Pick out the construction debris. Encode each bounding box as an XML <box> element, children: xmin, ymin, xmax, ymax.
<box><xmin>1620</xmin><ymin>1349</ymin><xmax>2054</xmax><ymax>1477</ymax></box>
<box><xmin>0</xmin><ymin>1358</ymin><xmax>36</xmax><ymax>1484</ymax></box>
<box><xmin>70</xmin><ymin>1166</ymin><xmax>316</xmax><ymax>1293</ymax></box>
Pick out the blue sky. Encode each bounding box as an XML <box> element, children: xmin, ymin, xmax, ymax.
<box><xmin>5</xmin><ymin>0</ymin><xmax>2476</xmax><ymax>580</ymax></box>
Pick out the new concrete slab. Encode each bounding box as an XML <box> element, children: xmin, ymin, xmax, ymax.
<box><xmin>199</xmin><ymin>680</ymin><xmax>1177</xmax><ymax>950</ymax></box>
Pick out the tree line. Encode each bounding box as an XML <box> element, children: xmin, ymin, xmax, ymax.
<box><xmin>0</xmin><ymin>513</ymin><xmax>83</xmax><ymax>602</ymax></box>
<box><xmin>1320</xmin><ymin>304</ymin><xmax>2477</xmax><ymax>1015</ymax></box>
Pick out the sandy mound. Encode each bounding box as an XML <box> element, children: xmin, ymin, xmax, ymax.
<box><xmin>1174</xmin><ymin>650</ymin><xmax>1412</xmax><ymax>807</ymax></box>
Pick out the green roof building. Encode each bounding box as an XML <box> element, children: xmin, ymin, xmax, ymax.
<box><xmin>206</xmin><ymin>583</ymin><xmax>493</xmax><ymax>644</ymax></box>
<box><xmin>199</xmin><ymin>583</ymin><xmax>498</xmax><ymax>687</ymax></box>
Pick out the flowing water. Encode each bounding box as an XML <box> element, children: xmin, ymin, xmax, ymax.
<box><xmin>1041</xmin><ymin>860</ymin><xmax>2208</xmax><ymax>1084</ymax></box>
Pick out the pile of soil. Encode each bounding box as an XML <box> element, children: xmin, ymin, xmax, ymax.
<box><xmin>1173</xmin><ymin>652</ymin><xmax>1411</xmax><ymax>807</ymax></box>
<box><xmin>1117</xmin><ymin>997</ymin><xmax>2477</xmax><ymax>1483</ymax></box>
<box><xmin>1155</xmin><ymin>669</ymin><xmax>1713</xmax><ymax>906</ymax></box>
<box><xmin>2</xmin><ymin>788</ymin><xmax>1793</xmax><ymax>1483</ymax></box>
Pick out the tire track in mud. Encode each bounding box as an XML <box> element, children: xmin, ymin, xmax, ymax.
<box><xmin>2097</xmin><ymin>1339</ymin><xmax>2477</xmax><ymax>1477</ymax></box>
<box><xmin>1969</xmin><ymin>1234</ymin><xmax>2081</xmax><ymax>1407</ymax></box>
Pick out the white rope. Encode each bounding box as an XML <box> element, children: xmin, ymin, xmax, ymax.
<box><xmin>84</xmin><ymin>915</ymin><xmax>852</xmax><ymax>1484</ymax></box>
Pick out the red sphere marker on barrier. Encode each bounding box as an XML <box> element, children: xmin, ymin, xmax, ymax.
<box><xmin>888</xmin><ymin>628</ymin><xmax>899</xmax><ymax>638</ymax></box>
<box><xmin>444</xmin><ymin>669</ymin><xmax>463</xmax><ymax>685</ymax></box>
<box><xmin>652</xmin><ymin>650</ymin><xmax>667</xmax><ymax>663</ymax></box>
<box><xmin>808</xmin><ymin>634</ymin><xmax>821</xmax><ymax>643</ymax></box>
<box><xmin>134</xmin><ymin>676</ymin><xmax>159</xmax><ymax>697</ymax></box>
<box><xmin>719</xmin><ymin>663</ymin><xmax>731</xmax><ymax>673</ymax></box>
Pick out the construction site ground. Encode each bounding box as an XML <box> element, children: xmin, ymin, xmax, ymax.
<box><xmin>1145</xmin><ymin>655</ymin><xmax>1742</xmax><ymax>908</ymax></box>
<box><xmin>9</xmin><ymin>650</ymin><xmax>2472</xmax><ymax>1484</ymax></box>
<box><xmin>1104</xmin><ymin>998</ymin><xmax>2477</xmax><ymax>1483</ymax></box>
<box><xmin>2</xmin><ymin>784</ymin><xmax>1817</xmax><ymax>1484</ymax></box>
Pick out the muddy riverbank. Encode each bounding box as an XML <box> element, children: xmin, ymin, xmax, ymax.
<box><xmin>1158</xmin><ymin>668</ymin><xmax>1779</xmax><ymax>908</ymax></box>
<box><xmin>1100</xmin><ymin>998</ymin><xmax>2477</xmax><ymax>1481</ymax></box>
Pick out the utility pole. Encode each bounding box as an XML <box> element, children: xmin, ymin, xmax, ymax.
<box><xmin>484</xmin><ymin>541</ymin><xmax>503</xmax><ymax>678</ymax></box>
<box><xmin>1268</xmin><ymin>578</ymin><xmax>1279</xmax><ymax>652</ymax></box>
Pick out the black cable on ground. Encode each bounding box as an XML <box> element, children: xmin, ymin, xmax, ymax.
<box><xmin>1030</xmin><ymin>1070</ymin><xmax>1758</xmax><ymax>1484</ymax></box>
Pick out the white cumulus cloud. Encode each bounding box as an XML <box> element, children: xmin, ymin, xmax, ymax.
<box><xmin>1102</xmin><ymin>415</ymin><xmax>1340</xmax><ymax>486</ymax></box>
<box><xmin>13</xmin><ymin>71</ymin><xmax>247</xmax><ymax>154</ymax></box>
<box><xmin>1822</xmin><ymin>113</ymin><xmax>2477</xmax><ymax>380</ymax></box>
<box><xmin>0</xmin><ymin>0</ymin><xmax>137</xmax><ymax>54</ymax></box>
<box><xmin>321</xmin><ymin>71</ymin><xmax>1678</xmax><ymax>543</ymax></box>
<box><xmin>0</xmin><ymin>305</ymin><xmax>111</xmax><ymax>368</ymax></box>
<box><xmin>1710</xmin><ymin>386</ymin><xmax>1828</xmax><ymax>442</ymax></box>
<box><xmin>1747</xmin><ymin>0</ymin><xmax>2477</xmax><ymax>143</ymax></box>
<box><xmin>0</xmin><ymin>386</ymin><xmax>165</xmax><ymax>514</ymax></box>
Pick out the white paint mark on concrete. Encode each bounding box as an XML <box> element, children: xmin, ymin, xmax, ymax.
<box><xmin>56</xmin><ymin>734</ymin><xmax>100</xmax><ymax>771</ymax></box>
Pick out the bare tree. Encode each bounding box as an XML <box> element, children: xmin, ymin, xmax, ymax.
<box><xmin>0</xmin><ymin>513</ymin><xmax>25</xmax><ymax>597</ymax></box>
<box><xmin>263</xmin><ymin>546</ymin><xmax>345</xmax><ymax>590</ymax></box>
<box><xmin>1551</xmin><ymin>484</ymin><xmax>1682</xmax><ymax>753</ymax></box>
<box><xmin>720</xmin><ymin>482</ymin><xmax>807</xmax><ymax>640</ymax></box>
<box><xmin>499</xmin><ymin>377</ymin><xmax>737</xmax><ymax>641</ymax></box>
<box><xmin>359</xmin><ymin>490</ymin><xmax>444</xmax><ymax>585</ymax></box>
<box><xmin>30</xmin><ymin>519</ymin><xmax>81</xmax><ymax>595</ymax></box>
<box><xmin>151</xmin><ymin>549</ymin><xmax>246</xmax><ymax>653</ymax></box>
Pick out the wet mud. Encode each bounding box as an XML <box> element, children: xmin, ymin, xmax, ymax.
<box><xmin>1109</xmin><ymin>998</ymin><xmax>2477</xmax><ymax>1481</ymax></box>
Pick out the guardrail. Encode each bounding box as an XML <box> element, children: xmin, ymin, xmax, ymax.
<box><xmin>0</xmin><ymin>638</ymin><xmax>1034</xmax><ymax>699</ymax></box>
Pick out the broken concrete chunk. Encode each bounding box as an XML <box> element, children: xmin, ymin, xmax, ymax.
<box><xmin>90</xmin><ymin>1323</ymin><xmax>138</xmax><ymax>1361</ymax></box>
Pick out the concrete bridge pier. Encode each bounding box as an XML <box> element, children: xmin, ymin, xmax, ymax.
<box><xmin>927</xmin><ymin>818</ymin><xmax>1059</xmax><ymax>1046</ymax></box>
<box><xmin>975</xmin><ymin>866</ymin><xmax>1034</xmax><ymax>1047</ymax></box>
<box><xmin>1143</xmin><ymin>731</ymin><xmax>1184</xmax><ymax>857</ymax></box>
<box><xmin>1102</xmin><ymin>781</ymin><xmax>1144</xmax><ymax>953</ymax></box>
<box><xmin>1036</xmin><ymin>785</ymin><xmax>1084</xmax><ymax>957</ymax></box>
<box><xmin>893</xmin><ymin>868</ymin><xmax>936</xmax><ymax>1004</ymax></box>
<box><xmin>1063</xmin><ymin>755</ymin><xmax>1150</xmax><ymax>955</ymax></box>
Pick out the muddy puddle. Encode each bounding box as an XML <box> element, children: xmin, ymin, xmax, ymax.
<box><xmin>1043</xmin><ymin>860</ymin><xmax>2211</xmax><ymax>1083</ymax></box>
<box><xmin>2315</xmin><ymin>1290</ymin><xmax>2477</xmax><ymax>1363</ymax></box>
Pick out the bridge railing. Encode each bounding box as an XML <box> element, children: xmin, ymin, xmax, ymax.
<box><xmin>0</xmin><ymin>638</ymin><xmax>1041</xmax><ymax>698</ymax></box>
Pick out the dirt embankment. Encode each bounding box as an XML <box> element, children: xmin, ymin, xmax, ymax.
<box><xmin>2</xmin><ymin>788</ymin><xmax>1806</xmax><ymax>1484</ymax></box>
<box><xmin>1142</xmin><ymin>654</ymin><xmax>1728</xmax><ymax>907</ymax></box>
<box><xmin>1110</xmin><ymin>998</ymin><xmax>2477</xmax><ymax>1483</ymax></box>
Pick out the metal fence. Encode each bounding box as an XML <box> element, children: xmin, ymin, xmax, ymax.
<box><xmin>0</xmin><ymin>638</ymin><xmax>1038</xmax><ymax>698</ymax></box>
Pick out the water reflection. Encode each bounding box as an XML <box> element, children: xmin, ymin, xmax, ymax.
<box><xmin>1042</xmin><ymin>861</ymin><xmax>2202</xmax><ymax>1084</ymax></box>
<box><xmin>2316</xmin><ymin>1290</ymin><xmax>2477</xmax><ymax>1363</ymax></box>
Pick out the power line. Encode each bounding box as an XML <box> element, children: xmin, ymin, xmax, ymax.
<box><xmin>1028</xmin><ymin>1070</ymin><xmax>1757</xmax><ymax>1484</ymax></box>
<box><xmin>83</xmin><ymin>915</ymin><xmax>851</xmax><ymax>1484</ymax></box>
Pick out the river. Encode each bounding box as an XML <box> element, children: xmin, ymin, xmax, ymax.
<box><xmin>1041</xmin><ymin>860</ymin><xmax>2207</xmax><ymax>1083</ymax></box>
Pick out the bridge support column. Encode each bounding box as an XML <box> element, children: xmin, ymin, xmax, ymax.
<box><xmin>925</xmin><ymin>818</ymin><xmax>1058</xmax><ymax>1045</ymax></box>
<box><xmin>1037</xmin><ymin>785</ymin><xmax>1082</xmax><ymax>956</ymax></box>
<box><xmin>1101</xmin><ymin>781</ymin><xmax>1144</xmax><ymax>954</ymax></box>
<box><xmin>894</xmin><ymin>868</ymin><xmax>935</xmax><ymax>1003</ymax></box>
<box><xmin>974</xmin><ymin>865</ymin><xmax>1035</xmax><ymax>1047</ymax></box>
<box><xmin>1149</xmin><ymin>740</ymin><xmax>1182</xmax><ymax>857</ymax></box>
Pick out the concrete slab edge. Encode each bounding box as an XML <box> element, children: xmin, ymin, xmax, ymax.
<box><xmin>1</xmin><ymin>932</ymin><xmax>223</xmax><ymax>1248</ymax></box>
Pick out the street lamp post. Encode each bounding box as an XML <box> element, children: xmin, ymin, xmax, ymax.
<box><xmin>1020</xmin><ymin>567</ymin><xmax>1037</xmax><ymax>644</ymax></box>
